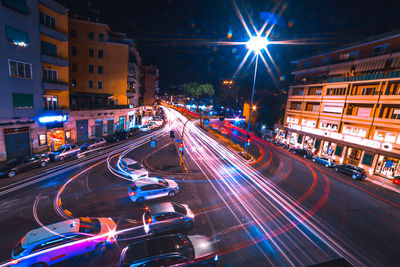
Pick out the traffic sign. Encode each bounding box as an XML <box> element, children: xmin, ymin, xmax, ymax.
<box><xmin>385</xmin><ymin>160</ymin><xmax>393</xmax><ymax>168</ymax></box>
<box><xmin>150</xmin><ymin>140</ymin><xmax>156</xmax><ymax>148</ymax></box>
<box><xmin>175</xmin><ymin>139</ymin><xmax>182</xmax><ymax>143</ymax></box>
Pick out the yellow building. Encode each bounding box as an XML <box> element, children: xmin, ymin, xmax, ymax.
<box><xmin>68</xmin><ymin>19</ymin><xmax>129</xmax><ymax>109</ymax></box>
<box><xmin>277</xmin><ymin>31</ymin><xmax>400</xmax><ymax>178</ymax></box>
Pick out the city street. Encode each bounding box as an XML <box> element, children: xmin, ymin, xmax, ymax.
<box><xmin>0</xmin><ymin>107</ymin><xmax>399</xmax><ymax>266</ymax></box>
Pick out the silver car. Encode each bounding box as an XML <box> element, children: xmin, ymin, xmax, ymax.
<box><xmin>49</xmin><ymin>144</ymin><xmax>80</xmax><ymax>161</ymax></box>
<box><xmin>143</xmin><ymin>202</ymin><xmax>194</xmax><ymax>235</ymax></box>
<box><xmin>129</xmin><ymin>177</ymin><xmax>179</xmax><ymax>203</ymax></box>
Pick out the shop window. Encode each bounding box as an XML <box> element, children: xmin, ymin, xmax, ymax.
<box><xmin>5</xmin><ymin>26</ymin><xmax>29</xmax><ymax>47</ymax></box>
<box><xmin>13</xmin><ymin>93</ymin><xmax>33</xmax><ymax>109</ymax></box>
<box><xmin>362</xmin><ymin>153</ymin><xmax>373</xmax><ymax>166</ymax></box>
<box><xmin>38</xmin><ymin>134</ymin><xmax>47</xmax><ymax>146</ymax></box>
<box><xmin>297</xmin><ymin>135</ymin><xmax>303</xmax><ymax>144</ymax></box>
<box><xmin>65</xmin><ymin>130</ymin><xmax>71</xmax><ymax>141</ymax></box>
<box><xmin>41</xmin><ymin>41</ymin><xmax>57</xmax><ymax>57</ymax></box>
<box><xmin>2</xmin><ymin>0</ymin><xmax>30</xmax><ymax>15</ymax></box>
<box><xmin>334</xmin><ymin>146</ymin><xmax>343</xmax><ymax>157</ymax></box>
<box><xmin>8</xmin><ymin>60</ymin><xmax>31</xmax><ymax>79</ymax></box>
<box><xmin>314</xmin><ymin>140</ymin><xmax>321</xmax><ymax>150</ymax></box>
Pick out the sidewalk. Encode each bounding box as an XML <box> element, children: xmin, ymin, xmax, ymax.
<box><xmin>366</xmin><ymin>174</ymin><xmax>400</xmax><ymax>194</ymax></box>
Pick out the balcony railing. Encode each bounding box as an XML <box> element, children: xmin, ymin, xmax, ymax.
<box><xmin>40</xmin><ymin>25</ymin><xmax>68</xmax><ymax>41</ymax></box>
<box><xmin>42</xmin><ymin>54</ymin><xmax>68</xmax><ymax>67</ymax></box>
<box><xmin>43</xmin><ymin>81</ymin><xmax>69</xmax><ymax>91</ymax></box>
<box><xmin>327</xmin><ymin>70</ymin><xmax>400</xmax><ymax>83</ymax></box>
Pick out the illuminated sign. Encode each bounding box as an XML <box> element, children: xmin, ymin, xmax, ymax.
<box><xmin>38</xmin><ymin>115</ymin><xmax>68</xmax><ymax>123</ymax></box>
<box><xmin>289</xmin><ymin>125</ymin><xmax>392</xmax><ymax>151</ymax></box>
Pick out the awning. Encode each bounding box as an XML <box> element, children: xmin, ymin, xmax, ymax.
<box><xmin>329</xmin><ymin>63</ymin><xmax>352</xmax><ymax>75</ymax></box>
<box><xmin>12</xmin><ymin>93</ymin><xmax>33</xmax><ymax>109</ymax></box>
<box><xmin>355</xmin><ymin>59</ymin><xmax>386</xmax><ymax>72</ymax></box>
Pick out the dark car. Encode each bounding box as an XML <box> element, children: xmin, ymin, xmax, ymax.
<box><xmin>126</xmin><ymin>127</ymin><xmax>139</xmax><ymax>137</ymax></box>
<box><xmin>0</xmin><ymin>155</ymin><xmax>49</xmax><ymax>178</ymax></box>
<box><xmin>119</xmin><ymin>234</ymin><xmax>218</xmax><ymax>267</ymax></box>
<box><xmin>292</xmin><ymin>148</ymin><xmax>313</xmax><ymax>159</ymax></box>
<box><xmin>334</xmin><ymin>164</ymin><xmax>366</xmax><ymax>180</ymax></box>
<box><xmin>80</xmin><ymin>137</ymin><xmax>106</xmax><ymax>151</ymax></box>
<box><xmin>107</xmin><ymin>131</ymin><xmax>129</xmax><ymax>143</ymax></box>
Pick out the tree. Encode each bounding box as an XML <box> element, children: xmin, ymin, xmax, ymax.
<box><xmin>182</xmin><ymin>82</ymin><xmax>214</xmax><ymax>126</ymax></box>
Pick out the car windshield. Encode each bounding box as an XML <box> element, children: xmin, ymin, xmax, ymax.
<box><xmin>172</xmin><ymin>202</ymin><xmax>187</xmax><ymax>215</ymax></box>
<box><xmin>5</xmin><ymin>159</ymin><xmax>19</xmax><ymax>165</ymax></box>
<box><xmin>54</xmin><ymin>146</ymin><xmax>66</xmax><ymax>153</ymax></box>
<box><xmin>13</xmin><ymin>238</ymin><xmax>25</xmax><ymax>256</ymax></box>
<box><xmin>158</xmin><ymin>179</ymin><xmax>169</xmax><ymax>187</ymax></box>
<box><xmin>128</xmin><ymin>163</ymin><xmax>142</xmax><ymax>170</ymax></box>
<box><xmin>79</xmin><ymin>218</ymin><xmax>101</xmax><ymax>234</ymax></box>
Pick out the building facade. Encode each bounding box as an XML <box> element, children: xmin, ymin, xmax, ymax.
<box><xmin>68</xmin><ymin>18</ymin><xmax>129</xmax><ymax>109</ymax></box>
<box><xmin>277</xmin><ymin>31</ymin><xmax>400</xmax><ymax>179</ymax></box>
<box><xmin>140</xmin><ymin>65</ymin><xmax>159</xmax><ymax>105</ymax></box>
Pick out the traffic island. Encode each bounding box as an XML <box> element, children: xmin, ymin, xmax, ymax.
<box><xmin>143</xmin><ymin>142</ymin><xmax>189</xmax><ymax>175</ymax></box>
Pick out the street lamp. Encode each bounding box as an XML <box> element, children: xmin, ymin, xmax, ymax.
<box><xmin>244</xmin><ymin>35</ymin><xmax>269</xmax><ymax>156</ymax></box>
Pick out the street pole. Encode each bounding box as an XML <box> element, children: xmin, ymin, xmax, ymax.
<box><xmin>244</xmin><ymin>54</ymin><xmax>259</xmax><ymax>156</ymax></box>
<box><xmin>179</xmin><ymin>118</ymin><xmax>191</xmax><ymax>166</ymax></box>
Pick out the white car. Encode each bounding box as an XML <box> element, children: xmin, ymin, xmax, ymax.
<box><xmin>11</xmin><ymin>217</ymin><xmax>116</xmax><ymax>266</ymax></box>
<box><xmin>146</xmin><ymin>122</ymin><xmax>159</xmax><ymax>130</ymax></box>
<box><xmin>119</xmin><ymin>158</ymin><xmax>149</xmax><ymax>180</ymax></box>
<box><xmin>149</xmin><ymin>120</ymin><xmax>163</xmax><ymax>127</ymax></box>
<box><xmin>139</xmin><ymin>125</ymin><xmax>151</xmax><ymax>132</ymax></box>
<box><xmin>129</xmin><ymin>177</ymin><xmax>179</xmax><ymax>203</ymax></box>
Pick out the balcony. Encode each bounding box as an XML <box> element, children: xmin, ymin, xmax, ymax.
<box><xmin>70</xmin><ymin>105</ymin><xmax>130</xmax><ymax>111</ymax></box>
<box><xmin>40</xmin><ymin>25</ymin><xmax>68</xmax><ymax>41</ymax></box>
<box><xmin>39</xmin><ymin>0</ymin><xmax>67</xmax><ymax>14</ymax></box>
<box><xmin>327</xmin><ymin>71</ymin><xmax>400</xmax><ymax>83</ymax></box>
<box><xmin>42</xmin><ymin>54</ymin><xmax>68</xmax><ymax>67</ymax></box>
<box><xmin>39</xmin><ymin>107</ymin><xmax>69</xmax><ymax>116</ymax></box>
<box><xmin>127</xmin><ymin>90</ymin><xmax>136</xmax><ymax>97</ymax></box>
<box><xmin>43</xmin><ymin>81</ymin><xmax>69</xmax><ymax>91</ymax></box>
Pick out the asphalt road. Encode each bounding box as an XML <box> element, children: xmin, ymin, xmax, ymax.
<box><xmin>0</xmin><ymin>108</ymin><xmax>399</xmax><ymax>267</ymax></box>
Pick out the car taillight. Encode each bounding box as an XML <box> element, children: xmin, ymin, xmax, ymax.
<box><xmin>130</xmin><ymin>191</ymin><xmax>136</xmax><ymax>196</ymax></box>
<box><xmin>358</xmin><ymin>172</ymin><xmax>362</xmax><ymax>175</ymax></box>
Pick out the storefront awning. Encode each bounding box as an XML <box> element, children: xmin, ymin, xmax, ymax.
<box><xmin>355</xmin><ymin>59</ymin><xmax>386</xmax><ymax>72</ymax></box>
<box><xmin>328</xmin><ymin>63</ymin><xmax>353</xmax><ymax>75</ymax></box>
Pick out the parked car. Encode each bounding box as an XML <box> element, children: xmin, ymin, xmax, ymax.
<box><xmin>393</xmin><ymin>176</ymin><xmax>400</xmax><ymax>185</ymax></box>
<box><xmin>334</xmin><ymin>164</ymin><xmax>366</xmax><ymax>180</ymax></box>
<box><xmin>143</xmin><ymin>202</ymin><xmax>195</xmax><ymax>235</ymax></box>
<box><xmin>49</xmin><ymin>144</ymin><xmax>79</xmax><ymax>161</ymax></box>
<box><xmin>119</xmin><ymin>158</ymin><xmax>149</xmax><ymax>180</ymax></box>
<box><xmin>313</xmin><ymin>156</ymin><xmax>337</xmax><ymax>167</ymax></box>
<box><xmin>149</xmin><ymin>119</ymin><xmax>163</xmax><ymax>127</ymax></box>
<box><xmin>107</xmin><ymin>131</ymin><xmax>129</xmax><ymax>143</ymax></box>
<box><xmin>0</xmin><ymin>155</ymin><xmax>49</xmax><ymax>178</ymax></box>
<box><xmin>146</xmin><ymin>122</ymin><xmax>159</xmax><ymax>130</ymax></box>
<box><xmin>139</xmin><ymin>125</ymin><xmax>151</xmax><ymax>133</ymax></box>
<box><xmin>11</xmin><ymin>217</ymin><xmax>117</xmax><ymax>266</ymax></box>
<box><xmin>126</xmin><ymin>127</ymin><xmax>139</xmax><ymax>137</ymax></box>
<box><xmin>80</xmin><ymin>137</ymin><xmax>106</xmax><ymax>151</ymax></box>
<box><xmin>118</xmin><ymin>234</ymin><xmax>218</xmax><ymax>267</ymax></box>
<box><xmin>129</xmin><ymin>177</ymin><xmax>179</xmax><ymax>203</ymax></box>
<box><xmin>292</xmin><ymin>148</ymin><xmax>313</xmax><ymax>159</ymax></box>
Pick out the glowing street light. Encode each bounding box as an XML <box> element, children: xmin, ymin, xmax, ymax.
<box><xmin>246</xmin><ymin>36</ymin><xmax>269</xmax><ymax>54</ymax></box>
<box><xmin>252</xmin><ymin>105</ymin><xmax>257</xmax><ymax>111</ymax></box>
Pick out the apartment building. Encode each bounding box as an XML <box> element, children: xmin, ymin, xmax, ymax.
<box><xmin>127</xmin><ymin>40</ymin><xmax>141</xmax><ymax>107</ymax></box>
<box><xmin>140</xmin><ymin>65</ymin><xmax>159</xmax><ymax>105</ymax></box>
<box><xmin>0</xmin><ymin>0</ymin><xmax>44</xmax><ymax>161</ymax></box>
<box><xmin>68</xmin><ymin>18</ymin><xmax>129</xmax><ymax>109</ymax></box>
<box><xmin>276</xmin><ymin>30</ymin><xmax>400</xmax><ymax>178</ymax></box>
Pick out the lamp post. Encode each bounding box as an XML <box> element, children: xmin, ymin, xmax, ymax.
<box><xmin>243</xmin><ymin>36</ymin><xmax>268</xmax><ymax>156</ymax></box>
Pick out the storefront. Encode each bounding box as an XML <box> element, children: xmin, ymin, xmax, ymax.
<box><xmin>374</xmin><ymin>155</ymin><xmax>400</xmax><ymax>178</ymax></box>
<box><xmin>3</xmin><ymin>127</ymin><xmax>31</xmax><ymax>159</ymax></box>
<box><xmin>321</xmin><ymin>141</ymin><xmax>337</xmax><ymax>157</ymax></box>
<box><xmin>46</xmin><ymin>126</ymin><xmax>65</xmax><ymax>151</ymax></box>
<box><xmin>345</xmin><ymin>146</ymin><xmax>362</xmax><ymax>165</ymax></box>
<box><xmin>304</xmin><ymin>136</ymin><xmax>316</xmax><ymax>151</ymax></box>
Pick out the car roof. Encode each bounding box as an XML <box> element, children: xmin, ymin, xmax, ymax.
<box><xmin>122</xmin><ymin>158</ymin><xmax>137</xmax><ymax>165</ymax></box>
<box><xmin>135</xmin><ymin>177</ymin><xmax>162</xmax><ymax>186</ymax></box>
<box><xmin>22</xmin><ymin>219</ymin><xmax>79</xmax><ymax>247</ymax></box>
<box><xmin>148</xmin><ymin>202</ymin><xmax>176</xmax><ymax>214</ymax></box>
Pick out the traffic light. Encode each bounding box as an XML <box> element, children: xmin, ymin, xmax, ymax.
<box><xmin>179</xmin><ymin>142</ymin><xmax>183</xmax><ymax>151</ymax></box>
<box><xmin>246</xmin><ymin>135</ymin><xmax>251</xmax><ymax>146</ymax></box>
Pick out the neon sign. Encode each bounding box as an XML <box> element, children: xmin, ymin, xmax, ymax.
<box><xmin>38</xmin><ymin>115</ymin><xmax>68</xmax><ymax>123</ymax></box>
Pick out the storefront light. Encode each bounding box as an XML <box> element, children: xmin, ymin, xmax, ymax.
<box><xmin>38</xmin><ymin>115</ymin><xmax>68</xmax><ymax>123</ymax></box>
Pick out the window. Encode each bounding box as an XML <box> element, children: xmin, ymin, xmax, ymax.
<box><xmin>98</xmin><ymin>50</ymin><xmax>103</xmax><ymax>58</ymax></box>
<box><xmin>319</xmin><ymin>121</ymin><xmax>338</xmax><ymax>131</ymax></box>
<box><xmin>71</xmin><ymin>79</ymin><xmax>76</xmax><ymax>87</ymax></box>
<box><xmin>361</xmin><ymin>87</ymin><xmax>376</xmax><ymax>95</ymax></box>
<box><xmin>97</xmin><ymin>81</ymin><xmax>102</xmax><ymax>89</ymax></box>
<box><xmin>98</xmin><ymin>66</ymin><xmax>103</xmax><ymax>74</ymax></box>
<box><xmin>38</xmin><ymin>134</ymin><xmax>46</xmax><ymax>146</ymax></box>
<box><xmin>291</xmin><ymin>87</ymin><xmax>304</xmax><ymax>96</ymax></box>
<box><xmin>41</xmin><ymin>41</ymin><xmax>57</xmax><ymax>57</ymax></box>
<box><xmin>8</xmin><ymin>60</ymin><xmax>31</xmax><ymax>79</ymax></box>
<box><xmin>392</xmin><ymin>109</ymin><xmax>400</xmax><ymax>120</ymax></box>
<box><xmin>339</xmin><ymin>51</ymin><xmax>359</xmax><ymax>61</ymax></box>
<box><xmin>43</xmin><ymin>69</ymin><xmax>57</xmax><ymax>82</ymax></box>
<box><xmin>71</xmin><ymin>63</ymin><xmax>77</xmax><ymax>72</ymax></box>
<box><xmin>322</xmin><ymin>103</ymin><xmax>343</xmax><ymax>114</ymax></box>
<box><xmin>70</xmin><ymin>29</ymin><xmax>77</xmax><ymax>37</ymax></box>
<box><xmin>89</xmin><ymin>65</ymin><xmax>94</xmax><ymax>73</ymax></box>
<box><xmin>2</xmin><ymin>0</ymin><xmax>30</xmax><ymax>15</ymax></box>
<box><xmin>89</xmin><ymin>48</ymin><xmax>94</xmax><ymax>57</ymax></box>
<box><xmin>43</xmin><ymin>95</ymin><xmax>58</xmax><ymax>110</ymax></box>
<box><xmin>13</xmin><ymin>93</ymin><xmax>33</xmax><ymax>109</ymax></box>
<box><xmin>372</xmin><ymin>44</ymin><xmax>388</xmax><ymax>56</ymax></box>
<box><xmin>99</xmin><ymin>33</ymin><xmax>104</xmax><ymax>41</ymax></box>
<box><xmin>5</xmin><ymin>26</ymin><xmax>29</xmax><ymax>47</ymax></box>
<box><xmin>39</xmin><ymin>12</ymin><xmax>55</xmax><ymax>29</ymax></box>
<box><xmin>88</xmin><ymin>32</ymin><xmax>94</xmax><ymax>40</ymax></box>
<box><xmin>362</xmin><ymin>153</ymin><xmax>373</xmax><ymax>166</ymax></box>
<box><xmin>342</xmin><ymin>125</ymin><xmax>367</xmax><ymax>137</ymax></box>
<box><xmin>88</xmin><ymin>80</ymin><xmax>93</xmax><ymax>88</ymax></box>
<box><xmin>334</xmin><ymin>146</ymin><xmax>343</xmax><ymax>157</ymax></box>
<box><xmin>71</xmin><ymin>46</ymin><xmax>77</xmax><ymax>55</ymax></box>
<box><xmin>327</xmin><ymin>87</ymin><xmax>346</xmax><ymax>96</ymax></box>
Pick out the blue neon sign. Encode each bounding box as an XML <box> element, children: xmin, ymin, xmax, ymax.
<box><xmin>38</xmin><ymin>115</ymin><xmax>68</xmax><ymax>123</ymax></box>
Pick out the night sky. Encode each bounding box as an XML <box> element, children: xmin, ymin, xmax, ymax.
<box><xmin>61</xmin><ymin>0</ymin><xmax>400</xmax><ymax>92</ymax></box>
